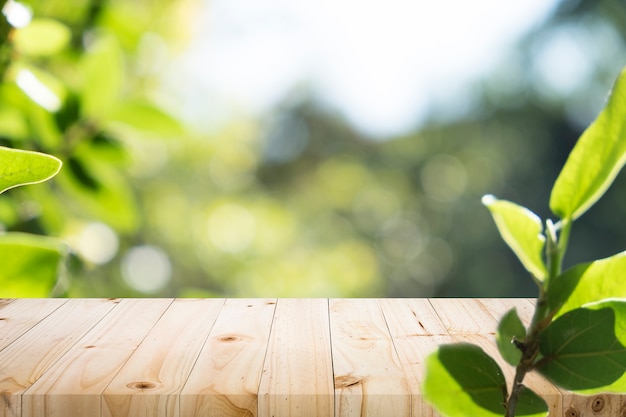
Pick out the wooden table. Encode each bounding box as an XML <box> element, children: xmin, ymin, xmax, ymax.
<box><xmin>0</xmin><ymin>298</ymin><xmax>622</xmax><ymax>417</ymax></box>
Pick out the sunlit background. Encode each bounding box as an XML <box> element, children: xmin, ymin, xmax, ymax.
<box><xmin>1</xmin><ymin>0</ymin><xmax>626</xmax><ymax>298</ymax></box>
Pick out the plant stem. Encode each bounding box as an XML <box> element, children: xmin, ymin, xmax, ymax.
<box><xmin>504</xmin><ymin>218</ymin><xmax>572</xmax><ymax>417</ymax></box>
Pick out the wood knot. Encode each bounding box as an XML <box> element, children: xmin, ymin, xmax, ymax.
<box><xmin>591</xmin><ymin>395</ymin><xmax>605</xmax><ymax>412</ymax></box>
<box><xmin>127</xmin><ymin>381</ymin><xmax>156</xmax><ymax>390</ymax></box>
<box><xmin>218</xmin><ymin>335</ymin><xmax>240</xmax><ymax>342</ymax></box>
<box><xmin>334</xmin><ymin>375</ymin><xmax>361</xmax><ymax>388</ymax></box>
<box><xmin>565</xmin><ymin>407</ymin><xmax>579</xmax><ymax>417</ymax></box>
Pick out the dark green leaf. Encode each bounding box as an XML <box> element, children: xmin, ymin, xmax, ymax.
<box><xmin>88</xmin><ymin>132</ymin><xmax>128</xmax><ymax>163</ymax></box>
<box><xmin>497</xmin><ymin>308</ymin><xmax>526</xmax><ymax>366</ymax></box>
<box><xmin>54</xmin><ymin>92</ymin><xmax>81</xmax><ymax>132</ymax></box>
<box><xmin>423</xmin><ymin>343</ymin><xmax>507</xmax><ymax>417</ymax></box>
<box><xmin>537</xmin><ymin>306</ymin><xmax>626</xmax><ymax>392</ymax></box>
<box><xmin>0</xmin><ymin>146</ymin><xmax>62</xmax><ymax>194</ymax></box>
<box><xmin>550</xmin><ymin>67</ymin><xmax>626</xmax><ymax>221</ymax></box>
<box><xmin>570</xmin><ymin>299</ymin><xmax>626</xmax><ymax>393</ymax></box>
<box><xmin>515</xmin><ymin>385</ymin><xmax>549</xmax><ymax>417</ymax></box>
<box><xmin>481</xmin><ymin>195</ymin><xmax>547</xmax><ymax>281</ymax></box>
<box><xmin>0</xmin><ymin>232</ymin><xmax>66</xmax><ymax>297</ymax></box>
<box><xmin>66</xmin><ymin>156</ymin><xmax>101</xmax><ymax>191</ymax></box>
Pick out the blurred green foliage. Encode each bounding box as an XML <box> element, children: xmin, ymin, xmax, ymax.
<box><xmin>0</xmin><ymin>0</ymin><xmax>625</xmax><ymax>297</ymax></box>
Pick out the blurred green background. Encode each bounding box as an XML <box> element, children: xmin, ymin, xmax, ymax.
<box><xmin>1</xmin><ymin>0</ymin><xmax>625</xmax><ymax>298</ymax></box>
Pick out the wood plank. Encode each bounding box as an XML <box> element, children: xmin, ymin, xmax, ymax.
<box><xmin>21</xmin><ymin>298</ymin><xmax>173</xmax><ymax>417</ymax></box>
<box><xmin>0</xmin><ymin>298</ymin><xmax>621</xmax><ymax>417</ymax></box>
<box><xmin>258</xmin><ymin>299</ymin><xmax>333</xmax><ymax>417</ymax></box>
<box><xmin>561</xmin><ymin>393</ymin><xmax>622</xmax><ymax>417</ymax></box>
<box><xmin>0</xmin><ymin>298</ymin><xmax>67</xmax><ymax>352</ymax></box>
<box><xmin>102</xmin><ymin>298</ymin><xmax>225</xmax><ymax>417</ymax></box>
<box><xmin>429</xmin><ymin>298</ymin><xmax>498</xmax><ymax>335</ymax></box>
<box><xmin>477</xmin><ymin>298</ymin><xmax>535</xmax><ymax>326</ymax></box>
<box><xmin>0</xmin><ymin>298</ymin><xmax>117</xmax><ymax>417</ymax></box>
<box><xmin>379</xmin><ymin>298</ymin><xmax>453</xmax><ymax>417</ymax></box>
<box><xmin>180</xmin><ymin>298</ymin><xmax>276</xmax><ymax>417</ymax></box>
<box><xmin>329</xmin><ymin>299</ymin><xmax>410</xmax><ymax>417</ymax></box>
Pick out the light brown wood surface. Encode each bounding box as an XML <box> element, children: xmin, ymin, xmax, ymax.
<box><xmin>0</xmin><ymin>298</ymin><xmax>622</xmax><ymax>417</ymax></box>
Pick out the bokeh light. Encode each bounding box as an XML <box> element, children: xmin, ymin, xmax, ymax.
<box><xmin>71</xmin><ymin>222</ymin><xmax>119</xmax><ymax>265</ymax></box>
<box><xmin>121</xmin><ymin>245</ymin><xmax>172</xmax><ymax>293</ymax></box>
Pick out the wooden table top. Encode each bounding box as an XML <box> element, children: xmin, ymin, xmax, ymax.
<box><xmin>0</xmin><ymin>298</ymin><xmax>621</xmax><ymax>417</ymax></box>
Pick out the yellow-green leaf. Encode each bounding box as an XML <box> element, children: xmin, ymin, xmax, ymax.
<box><xmin>550</xmin><ymin>66</ymin><xmax>626</xmax><ymax>221</ymax></box>
<box><xmin>80</xmin><ymin>36</ymin><xmax>123</xmax><ymax>119</ymax></box>
<box><xmin>482</xmin><ymin>195</ymin><xmax>547</xmax><ymax>281</ymax></box>
<box><xmin>548</xmin><ymin>251</ymin><xmax>626</xmax><ymax>317</ymax></box>
<box><xmin>13</xmin><ymin>18</ymin><xmax>71</xmax><ymax>56</ymax></box>
<box><xmin>423</xmin><ymin>343</ymin><xmax>507</xmax><ymax>417</ymax></box>
<box><xmin>0</xmin><ymin>146</ymin><xmax>62</xmax><ymax>194</ymax></box>
<box><xmin>108</xmin><ymin>101</ymin><xmax>184</xmax><ymax>138</ymax></box>
<box><xmin>0</xmin><ymin>232</ymin><xmax>66</xmax><ymax>297</ymax></box>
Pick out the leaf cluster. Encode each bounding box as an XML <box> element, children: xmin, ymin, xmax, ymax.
<box><xmin>0</xmin><ymin>0</ymin><xmax>184</xmax><ymax>295</ymax></box>
<box><xmin>424</xmin><ymin>67</ymin><xmax>626</xmax><ymax>416</ymax></box>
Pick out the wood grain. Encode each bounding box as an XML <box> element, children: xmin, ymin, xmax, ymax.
<box><xmin>0</xmin><ymin>298</ymin><xmax>116</xmax><ymax>417</ymax></box>
<box><xmin>0</xmin><ymin>298</ymin><xmax>67</xmax><ymax>352</ymax></box>
<box><xmin>0</xmin><ymin>298</ymin><xmax>623</xmax><ymax>417</ymax></box>
<box><xmin>103</xmin><ymin>298</ymin><xmax>225</xmax><ymax>417</ymax></box>
<box><xmin>258</xmin><ymin>298</ymin><xmax>334</xmax><ymax>417</ymax></box>
<box><xmin>379</xmin><ymin>298</ymin><xmax>452</xmax><ymax>417</ymax></box>
<box><xmin>21</xmin><ymin>298</ymin><xmax>173</xmax><ymax>417</ymax></box>
<box><xmin>180</xmin><ymin>298</ymin><xmax>276</xmax><ymax>417</ymax></box>
<box><xmin>329</xmin><ymin>298</ymin><xmax>410</xmax><ymax>417</ymax></box>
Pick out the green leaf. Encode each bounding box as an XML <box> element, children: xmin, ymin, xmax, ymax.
<box><xmin>497</xmin><ymin>308</ymin><xmax>526</xmax><ymax>366</ymax></box>
<box><xmin>0</xmin><ymin>232</ymin><xmax>66</xmax><ymax>297</ymax></box>
<box><xmin>87</xmin><ymin>132</ymin><xmax>129</xmax><ymax>164</ymax></box>
<box><xmin>537</xmin><ymin>305</ymin><xmax>626</xmax><ymax>392</ymax></box>
<box><xmin>550</xmin><ymin>66</ymin><xmax>626</xmax><ymax>221</ymax></box>
<box><xmin>515</xmin><ymin>385</ymin><xmax>549</xmax><ymax>417</ymax></box>
<box><xmin>108</xmin><ymin>101</ymin><xmax>184</xmax><ymax>138</ymax></box>
<box><xmin>80</xmin><ymin>36</ymin><xmax>123</xmax><ymax>119</ymax></box>
<box><xmin>482</xmin><ymin>195</ymin><xmax>547</xmax><ymax>281</ymax></box>
<box><xmin>13</xmin><ymin>18</ymin><xmax>71</xmax><ymax>56</ymax></box>
<box><xmin>0</xmin><ymin>106</ymin><xmax>28</xmax><ymax>140</ymax></box>
<box><xmin>0</xmin><ymin>146</ymin><xmax>62</xmax><ymax>194</ymax></box>
<box><xmin>547</xmin><ymin>251</ymin><xmax>626</xmax><ymax>317</ymax></box>
<box><xmin>576</xmin><ymin>299</ymin><xmax>626</xmax><ymax>393</ymax></box>
<box><xmin>6</xmin><ymin>78</ymin><xmax>65</xmax><ymax>147</ymax></box>
<box><xmin>56</xmin><ymin>159</ymin><xmax>138</xmax><ymax>232</ymax></box>
<box><xmin>423</xmin><ymin>343</ymin><xmax>507</xmax><ymax>417</ymax></box>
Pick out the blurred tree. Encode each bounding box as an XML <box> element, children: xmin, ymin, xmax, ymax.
<box><xmin>1</xmin><ymin>0</ymin><xmax>625</xmax><ymax>298</ymax></box>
